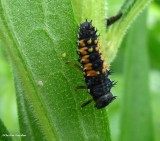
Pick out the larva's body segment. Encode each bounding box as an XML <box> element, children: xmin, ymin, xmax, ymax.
<box><xmin>77</xmin><ymin>20</ymin><xmax>116</xmax><ymax>109</ymax></box>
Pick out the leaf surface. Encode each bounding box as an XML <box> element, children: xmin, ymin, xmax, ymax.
<box><xmin>0</xmin><ymin>0</ymin><xmax>111</xmax><ymax>140</ymax></box>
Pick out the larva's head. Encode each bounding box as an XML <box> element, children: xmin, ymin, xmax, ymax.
<box><xmin>95</xmin><ymin>93</ymin><xmax>116</xmax><ymax>109</ymax></box>
<box><xmin>78</xmin><ymin>20</ymin><xmax>98</xmax><ymax>39</ymax></box>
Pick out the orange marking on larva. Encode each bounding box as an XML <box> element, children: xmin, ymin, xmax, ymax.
<box><xmin>81</xmin><ymin>55</ymin><xmax>89</xmax><ymax>63</ymax></box>
<box><xmin>101</xmin><ymin>55</ymin><xmax>106</xmax><ymax>61</ymax></box>
<box><xmin>86</xmin><ymin>70</ymin><xmax>99</xmax><ymax>76</ymax></box>
<box><xmin>94</xmin><ymin>39</ymin><xmax>99</xmax><ymax>44</ymax></box>
<box><xmin>88</xmin><ymin>47</ymin><xmax>93</xmax><ymax>52</ymax></box>
<box><xmin>95</xmin><ymin>46</ymin><xmax>100</xmax><ymax>51</ymax></box>
<box><xmin>102</xmin><ymin>69</ymin><xmax>106</xmax><ymax>73</ymax></box>
<box><xmin>79</xmin><ymin>40</ymin><xmax>85</xmax><ymax>47</ymax></box>
<box><xmin>102</xmin><ymin>63</ymin><xmax>107</xmax><ymax>72</ymax></box>
<box><xmin>97</xmin><ymin>71</ymin><xmax>100</xmax><ymax>75</ymax></box>
<box><xmin>84</xmin><ymin>63</ymin><xmax>92</xmax><ymax>70</ymax></box>
<box><xmin>79</xmin><ymin>47</ymin><xmax>88</xmax><ymax>55</ymax></box>
<box><xmin>87</xmin><ymin>39</ymin><xmax>92</xmax><ymax>44</ymax></box>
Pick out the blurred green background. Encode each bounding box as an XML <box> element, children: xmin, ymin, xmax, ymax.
<box><xmin>0</xmin><ymin>0</ymin><xmax>160</xmax><ymax>141</ymax></box>
<box><xmin>108</xmin><ymin>0</ymin><xmax>160</xmax><ymax>141</ymax></box>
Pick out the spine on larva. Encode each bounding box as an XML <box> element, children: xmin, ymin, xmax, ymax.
<box><xmin>77</xmin><ymin>20</ymin><xmax>116</xmax><ymax>109</ymax></box>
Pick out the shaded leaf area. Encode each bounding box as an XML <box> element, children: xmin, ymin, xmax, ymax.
<box><xmin>119</xmin><ymin>11</ymin><xmax>154</xmax><ymax>141</ymax></box>
<box><xmin>149</xmin><ymin>20</ymin><xmax>160</xmax><ymax>69</ymax></box>
<box><xmin>0</xmin><ymin>0</ymin><xmax>111</xmax><ymax>141</ymax></box>
<box><xmin>0</xmin><ymin>119</ymin><xmax>12</xmax><ymax>141</ymax></box>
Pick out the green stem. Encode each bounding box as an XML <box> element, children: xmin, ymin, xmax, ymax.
<box><xmin>104</xmin><ymin>0</ymin><xmax>152</xmax><ymax>64</ymax></box>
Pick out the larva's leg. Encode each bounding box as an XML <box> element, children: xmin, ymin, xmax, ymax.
<box><xmin>81</xmin><ymin>99</ymin><xmax>93</xmax><ymax>108</ymax></box>
<box><xmin>107</xmin><ymin>12</ymin><xmax>123</xmax><ymax>26</ymax></box>
<box><xmin>66</xmin><ymin>61</ymin><xmax>81</xmax><ymax>71</ymax></box>
<box><xmin>76</xmin><ymin>86</ymin><xmax>87</xmax><ymax>90</ymax></box>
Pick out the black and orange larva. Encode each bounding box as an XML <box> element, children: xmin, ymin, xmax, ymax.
<box><xmin>77</xmin><ymin>20</ymin><xmax>117</xmax><ymax>109</ymax></box>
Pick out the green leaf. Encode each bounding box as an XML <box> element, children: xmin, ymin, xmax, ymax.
<box><xmin>119</xmin><ymin>11</ymin><xmax>154</xmax><ymax>141</ymax></box>
<box><xmin>0</xmin><ymin>119</ymin><xmax>12</xmax><ymax>141</ymax></box>
<box><xmin>105</xmin><ymin>0</ymin><xmax>152</xmax><ymax>63</ymax></box>
<box><xmin>0</xmin><ymin>1</ymin><xmax>111</xmax><ymax>141</ymax></box>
